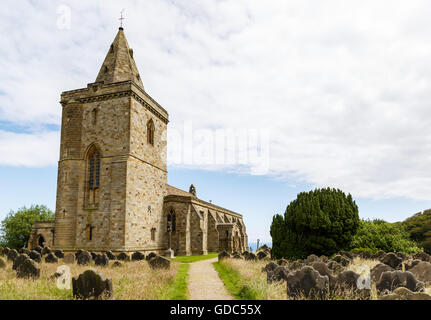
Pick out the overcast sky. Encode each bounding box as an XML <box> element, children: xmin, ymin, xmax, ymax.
<box><xmin>2</xmin><ymin>1</ymin><xmax>431</xmax><ymax>242</ymax></box>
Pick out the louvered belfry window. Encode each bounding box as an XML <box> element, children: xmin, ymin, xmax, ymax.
<box><xmin>89</xmin><ymin>149</ymin><xmax>100</xmax><ymax>189</ymax></box>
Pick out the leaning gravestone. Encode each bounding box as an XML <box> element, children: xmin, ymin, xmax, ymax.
<box><xmin>16</xmin><ymin>259</ymin><xmax>40</xmax><ymax>279</ymax></box>
<box><xmin>13</xmin><ymin>254</ymin><xmax>30</xmax><ymax>271</ymax></box>
<box><xmin>148</xmin><ymin>255</ymin><xmax>171</xmax><ymax>269</ymax></box>
<box><xmin>0</xmin><ymin>257</ymin><xmax>6</xmax><ymax>269</ymax></box>
<box><xmin>7</xmin><ymin>249</ymin><xmax>19</xmax><ymax>262</ymax></box>
<box><xmin>77</xmin><ymin>251</ymin><xmax>92</xmax><ymax>266</ymax></box>
<box><xmin>64</xmin><ymin>254</ymin><xmax>76</xmax><ymax>264</ymax></box>
<box><xmin>95</xmin><ymin>254</ymin><xmax>109</xmax><ymax>267</ymax></box>
<box><xmin>72</xmin><ymin>270</ymin><xmax>113</xmax><ymax>300</ymax></box>
<box><xmin>45</xmin><ymin>253</ymin><xmax>59</xmax><ymax>263</ymax></box>
<box><xmin>146</xmin><ymin>252</ymin><xmax>157</xmax><ymax>261</ymax></box>
<box><xmin>29</xmin><ymin>250</ymin><xmax>42</xmax><ymax>263</ymax></box>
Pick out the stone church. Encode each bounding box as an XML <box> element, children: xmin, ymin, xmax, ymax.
<box><xmin>28</xmin><ymin>27</ymin><xmax>248</xmax><ymax>256</ymax></box>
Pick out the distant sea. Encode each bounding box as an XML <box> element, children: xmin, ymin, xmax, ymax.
<box><xmin>248</xmin><ymin>242</ymin><xmax>272</xmax><ymax>252</ymax></box>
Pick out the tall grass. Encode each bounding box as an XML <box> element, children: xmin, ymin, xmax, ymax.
<box><xmin>159</xmin><ymin>263</ymin><xmax>190</xmax><ymax>300</ymax></box>
<box><xmin>213</xmin><ymin>259</ymin><xmax>286</xmax><ymax>300</ymax></box>
<box><xmin>0</xmin><ymin>258</ymin><xmax>178</xmax><ymax>300</ymax></box>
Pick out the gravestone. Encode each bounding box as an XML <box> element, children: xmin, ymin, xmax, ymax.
<box><xmin>72</xmin><ymin>270</ymin><xmax>113</xmax><ymax>300</ymax></box>
<box><xmin>95</xmin><ymin>254</ymin><xmax>109</xmax><ymax>267</ymax></box>
<box><xmin>77</xmin><ymin>251</ymin><xmax>92</xmax><ymax>266</ymax></box>
<box><xmin>64</xmin><ymin>254</ymin><xmax>76</xmax><ymax>264</ymax></box>
<box><xmin>148</xmin><ymin>255</ymin><xmax>171</xmax><ymax>269</ymax></box>
<box><xmin>45</xmin><ymin>253</ymin><xmax>59</xmax><ymax>263</ymax></box>
<box><xmin>29</xmin><ymin>250</ymin><xmax>42</xmax><ymax>263</ymax></box>
<box><xmin>16</xmin><ymin>259</ymin><xmax>40</xmax><ymax>279</ymax></box>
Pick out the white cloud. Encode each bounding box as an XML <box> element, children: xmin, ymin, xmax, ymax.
<box><xmin>0</xmin><ymin>130</ymin><xmax>59</xmax><ymax>167</ymax></box>
<box><xmin>1</xmin><ymin>0</ymin><xmax>431</xmax><ymax>200</ymax></box>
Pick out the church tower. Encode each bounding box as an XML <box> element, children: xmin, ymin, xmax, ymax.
<box><xmin>53</xmin><ymin>27</ymin><xmax>169</xmax><ymax>252</ymax></box>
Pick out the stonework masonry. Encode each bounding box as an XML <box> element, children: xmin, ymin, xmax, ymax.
<box><xmin>28</xmin><ymin>27</ymin><xmax>248</xmax><ymax>255</ymax></box>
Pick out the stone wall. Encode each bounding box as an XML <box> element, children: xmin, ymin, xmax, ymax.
<box><xmin>28</xmin><ymin>221</ymin><xmax>54</xmax><ymax>249</ymax></box>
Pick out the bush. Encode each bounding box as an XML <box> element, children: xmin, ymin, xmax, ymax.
<box><xmin>0</xmin><ymin>205</ymin><xmax>54</xmax><ymax>249</ymax></box>
<box><xmin>270</xmin><ymin>188</ymin><xmax>360</xmax><ymax>259</ymax></box>
<box><xmin>350</xmin><ymin>219</ymin><xmax>422</xmax><ymax>255</ymax></box>
<box><xmin>400</xmin><ymin>209</ymin><xmax>431</xmax><ymax>254</ymax></box>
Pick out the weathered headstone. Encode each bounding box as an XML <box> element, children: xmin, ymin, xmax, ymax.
<box><xmin>95</xmin><ymin>254</ymin><xmax>109</xmax><ymax>267</ymax></box>
<box><xmin>244</xmin><ymin>252</ymin><xmax>257</xmax><ymax>261</ymax></box>
<box><xmin>146</xmin><ymin>252</ymin><xmax>157</xmax><ymax>261</ymax></box>
<box><xmin>267</xmin><ymin>266</ymin><xmax>290</xmax><ymax>283</ymax></box>
<box><xmin>105</xmin><ymin>251</ymin><xmax>116</xmax><ymax>260</ymax></box>
<box><xmin>77</xmin><ymin>251</ymin><xmax>92</xmax><ymax>266</ymax></box>
<box><xmin>64</xmin><ymin>253</ymin><xmax>76</xmax><ymax>264</ymax></box>
<box><xmin>380</xmin><ymin>287</ymin><xmax>431</xmax><ymax>300</ymax></box>
<box><xmin>132</xmin><ymin>251</ymin><xmax>146</xmax><ymax>261</ymax></box>
<box><xmin>262</xmin><ymin>261</ymin><xmax>278</xmax><ymax>274</ymax></box>
<box><xmin>332</xmin><ymin>255</ymin><xmax>351</xmax><ymax>267</ymax></box>
<box><xmin>45</xmin><ymin>253</ymin><xmax>59</xmax><ymax>263</ymax></box>
<box><xmin>112</xmin><ymin>261</ymin><xmax>123</xmax><ymax>268</ymax></box>
<box><xmin>13</xmin><ymin>254</ymin><xmax>30</xmax><ymax>271</ymax></box>
<box><xmin>34</xmin><ymin>246</ymin><xmax>43</xmax><ymax>254</ymax></box>
<box><xmin>377</xmin><ymin>270</ymin><xmax>424</xmax><ymax>292</ymax></box>
<box><xmin>19</xmin><ymin>248</ymin><xmax>31</xmax><ymax>255</ymax></box>
<box><xmin>286</xmin><ymin>266</ymin><xmax>329</xmax><ymax>299</ymax></box>
<box><xmin>117</xmin><ymin>252</ymin><xmax>130</xmax><ymax>261</ymax></box>
<box><xmin>7</xmin><ymin>249</ymin><xmax>18</xmax><ymax>262</ymax></box>
<box><xmin>218</xmin><ymin>251</ymin><xmax>231</xmax><ymax>261</ymax></box>
<box><xmin>42</xmin><ymin>247</ymin><xmax>52</xmax><ymax>256</ymax></box>
<box><xmin>72</xmin><ymin>270</ymin><xmax>113</xmax><ymax>300</ymax></box>
<box><xmin>371</xmin><ymin>263</ymin><xmax>394</xmax><ymax>283</ymax></box>
<box><xmin>29</xmin><ymin>250</ymin><xmax>42</xmax><ymax>263</ymax></box>
<box><xmin>54</xmin><ymin>250</ymin><xmax>64</xmax><ymax>259</ymax></box>
<box><xmin>256</xmin><ymin>251</ymin><xmax>268</xmax><ymax>260</ymax></box>
<box><xmin>148</xmin><ymin>255</ymin><xmax>171</xmax><ymax>269</ymax></box>
<box><xmin>380</xmin><ymin>252</ymin><xmax>403</xmax><ymax>269</ymax></box>
<box><xmin>90</xmin><ymin>252</ymin><xmax>97</xmax><ymax>261</ymax></box>
<box><xmin>413</xmin><ymin>252</ymin><xmax>431</xmax><ymax>263</ymax></box>
<box><xmin>16</xmin><ymin>259</ymin><xmax>40</xmax><ymax>279</ymax></box>
<box><xmin>409</xmin><ymin>261</ymin><xmax>431</xmax><ymax>284</ymax></box>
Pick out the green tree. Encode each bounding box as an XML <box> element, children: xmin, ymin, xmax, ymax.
<box><xmin>0</xmin><ymin>205</ymin><xmax>54</xmax><ymax>249</ymax></box>
<box><xmin>351</xmin><ymin>219</ymin><xmax>421</xmax><ymax>254</ymax></box>
<box><xmin>270</xmin><ymin>188</ymin><xmax>360</xmax><ymax>259</ymax></box>
<box><xmin>400</xmin><ymin>210</ymin><xmax>431</xmax><ymax>254</ymax></box>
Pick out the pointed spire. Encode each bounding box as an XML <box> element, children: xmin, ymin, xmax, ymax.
<box><xmin>95</xmin><ymin>28</ymin><xmax>144</xmax><ymax>90</ymax></box>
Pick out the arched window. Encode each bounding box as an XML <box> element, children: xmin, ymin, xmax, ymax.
<box><xmin>147</xmin><ymin>119</ymin><xmax>155</xmax><ymax>146</ymax></box>
<box><xmin>151</xmin><ymin>228</ymin><xmax>156</xmax><ymax>241</ymax></box>
<box><xmin>86</xmin><ymin>145</ymin><xmax>101</xmax><ymax>205</ymax></box>
<box><xmin>167</xmin><ymin>209</ymin><xmax>176</xmax><ymax>233</ymax></box>
<box><xmin>88</xmin><ymin>149</ymin><xmax>101</xmax><ymax>189</ymax></box>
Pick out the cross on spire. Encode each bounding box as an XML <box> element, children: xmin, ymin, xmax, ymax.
<box><xmin>119</xmin><ymin>9</ymin><xmax>125</xmax><ymax>29</ymax></box>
